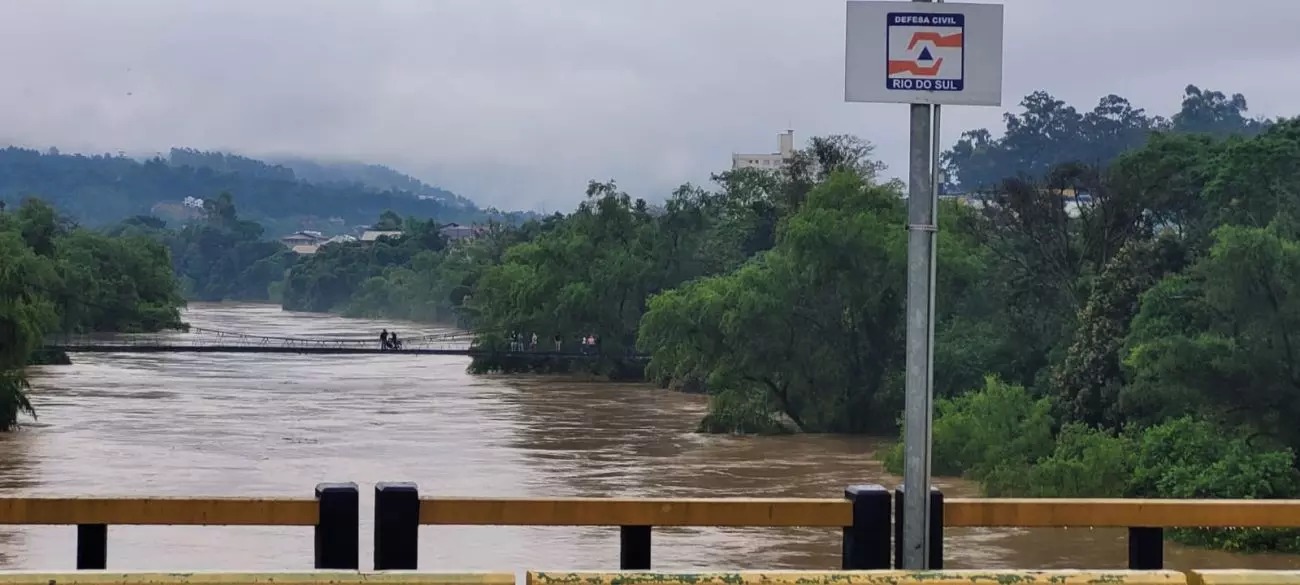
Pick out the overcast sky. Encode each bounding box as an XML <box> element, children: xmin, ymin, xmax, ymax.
<box><xmin>0</xmin><ymin>1</ymin><xmax>1295</xmax><ymax>212</ymax></box>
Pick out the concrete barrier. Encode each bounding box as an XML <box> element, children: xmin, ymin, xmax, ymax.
<box><xmin>1188</xmin><ymin>570</ymin><xmax>1300</xmax><ymax>585</ymax></box>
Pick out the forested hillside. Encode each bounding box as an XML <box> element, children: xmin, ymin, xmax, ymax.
<box><xmin>0</xmin><ymin>147</ymin><xmax>487</xmax><ymax>236</ymax></box>
<box><xmin>270</xmin><ymin>157</ymin><xmax>477</xmax><ymax>210</ymax></box>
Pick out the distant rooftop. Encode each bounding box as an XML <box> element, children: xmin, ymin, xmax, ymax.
<box><xmin>360</xmin><ymin>230</ymin><xmax>404</xmax><ymax>242</ymax></box>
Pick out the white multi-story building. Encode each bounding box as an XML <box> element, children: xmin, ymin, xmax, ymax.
<box><xmin>732</xmin><ymin>130</ymin><xmax>796</xmax><ymax>171</ymax></box>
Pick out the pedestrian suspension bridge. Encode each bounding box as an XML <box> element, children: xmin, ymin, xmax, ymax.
<box><xmin>45</xmin><ymin>326</ymin><xmax>615</xmax><ymax>357</ymax></box>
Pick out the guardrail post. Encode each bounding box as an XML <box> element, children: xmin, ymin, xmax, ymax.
<box><xmin>619</xmin><ymin>525</ymin><xmax>651</xmax><ymax>569</ymax></box>
<box><xmin>1128</xmin><ymin>527</ymin><xmax>1163</xmax><ymax>569</ymax></box>
<box><xmin>893</xmin><ymin>485</ymin><xmax>943</xmax><ymax>569</ymax></box>
<box><xmin>842</xmin><ymin>484</ymin><xmax>891</xmax><ymax>569</ymax></box>
<box><xmin>75</xmin><ymin>523</ymin><xmax>107</xmax><ymax>569</ymax></box>
<box><xmin>314</xmin><ymin>482</ymin><xmax>359</xmax><ymax>569</ymax></box>
<box><xmin>375</xmin><ymin>482</ymin><xmax>420</xmax><ymax>570</ymax></box>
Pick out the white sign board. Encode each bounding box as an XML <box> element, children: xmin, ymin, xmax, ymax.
<box><xmin>845</xmin><ymin>1</ymin><xmax>1003</xmax><ymax>106</ymax></box>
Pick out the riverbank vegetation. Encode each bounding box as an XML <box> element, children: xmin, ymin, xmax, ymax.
<box><xmin>0</xmin><ymin>198</ymin><xmax>186</xmax><ymax>429</ymax></box>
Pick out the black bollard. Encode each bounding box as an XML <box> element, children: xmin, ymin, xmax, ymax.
<box><xmin>842</xmin><ymin>485</ymin><xmax>891</xmax><ymax>569</ymax></box>
<box><xmin>76</xmin><ymin>524</ymin><xmax>108</xmax><ymax>570</ymax></box>
<box><xmin>619</xmin><ymin>525</ymin><xmax>651</xmax><ymax>569</ymax></box>
<box><xmin>314</xmin><ymin>482</ymin><xmax>359</xmax><ymax>569</ymax></box>
<box><xmin>894</xmin><ymin>485</ymin><xmax>943</xmax><ymax>569</ymax></box>
<box><xmin>374</xmin><ymin>482</ymin><xmax>420</xmax><ymax>570</ymax></box>
<box><xmin>1128</xmin><ymin>527</ymin><xmax>1164</xmax><ymax>569</ymax></box>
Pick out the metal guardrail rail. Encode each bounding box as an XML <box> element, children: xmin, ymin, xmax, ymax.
<box><xmin>14</xmin><ymin>484</ymin><xmax>1300</xmax><ymax>572</ymax></box>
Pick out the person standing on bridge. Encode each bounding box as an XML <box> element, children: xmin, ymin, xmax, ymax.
<box><xmin>380</xmin><ymin>329</ymin><xmax>389</xmax><ymax>350</ymax></box>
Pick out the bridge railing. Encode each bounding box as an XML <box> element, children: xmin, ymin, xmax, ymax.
<box><xmin>0</xmin><ymin>483</ymin><xmax>360</xmax><ymax>570</ymax></box>
<box><xmin>0</xmin><ymin>571</ymin><xmax>1260</xmax><ymax>585</ymax></box>
<box><xmin>9</xmin><ymin>484</ymin><xmax>1300</xmax><ymax>571</ymax></box>
<box><xmin>50</xmin><ymin>328</ymin><xmax>655</xmax><ymax>356</ymax></box>
<box><xmin>49</xmin><ymin>327</ymin><xmax>477</xmax><ymax>351</ymax></box>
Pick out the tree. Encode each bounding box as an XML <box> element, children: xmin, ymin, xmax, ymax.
<box><xmin>640</xmin><ymin>172</ymin><xmax>987</xmax><ymax>432</ymax></box>
<box><xmin>970</xmin><ymin>164</ymin><xmax>1150</xmax><ymax>388</ymax></box>
<box><xmin>202</xmin><ymin>192</ymin><xmax>239</xmax><ymax>228</ymax></box>
<box><xmin>472</xmin><ymin>181</ymin><xmax>660</xmax><ymax>362</ymax></box>
<box><xmin>16</xmin><ymin>198</ymin><xmax>63</xmax><ymax>257</ymax></box>
<box><xmin>946</xmin><ymin>90</ymin><xmax>1088</xmax><ymax>190</ymax></box>
<box><xmin>0</xmin><ymin>197</ymin><xmax>186</xmax><ymax>430</ymax></box>
<box><xmin>166</xmin><ymin>194</ymin><xmax>288</xmax><ymax>302</ymax></box>
<box><xmin>375</xmin><ymin>210</ymin><xmax>404</xmax><ymax>230</ymax></box>
<box><xmin>1053</xmin><ymin>238</ymin><xmax>1176</xmax><ymax>428</ymax></box>
<box><xmin>1171</xmin><ymin>84</ymin><xmax>1268</xmax><ymax>137</ymax></box>
<box><xmin>1124</xmin><ymin>220</ymin><xmax>1300</xmax><ymax>451</ymax></box>
<box><xmin>1199</xmin><ymin>118</ymin><xmax>1300</xmax><ymax>233</ymax></box>
<box><xmin>943</xmin><ymin>87</ymin><xmax>1261</xmax><ymax>192</ymax></box>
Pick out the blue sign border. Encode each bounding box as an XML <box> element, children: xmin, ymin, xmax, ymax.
<box><xmin>885</xmin><ymin>12</ymin><xmax>966</xmax><ymax>92</ymax></box>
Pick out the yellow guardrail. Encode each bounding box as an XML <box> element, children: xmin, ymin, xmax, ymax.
<box><xmin>0</xmin><ymin>497</ymin><xmax>318</xmax><ymax>526</ymax></box>
<box><xmin>418</xmin><ymin>497</ymin><xmax>852</xmax><ymax>527</ymax></box>
<box><xmin>0</xmin><ymin>574</ymin><xmax>515</xmax><ymax>585</ymax></box>
<box><xmin>944</xmin><ymin>498</ymin><xmax>1300</xmax><ymax>527</ymax></box>
<box><xmin>11</xmin><ymin>487</ymin><xmax>1300</xmax><ymax>572</ymax></box>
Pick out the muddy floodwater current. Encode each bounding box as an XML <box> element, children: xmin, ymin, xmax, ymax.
<box><xmin>1</xmin><ymin>303</ymin><xmax>1297</xmax><ymax>571</ymax></box>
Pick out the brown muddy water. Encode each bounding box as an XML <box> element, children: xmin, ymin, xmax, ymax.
<box><xmin>1</xmin><ymin>303</ymin><xmax>1296</xmax><ymax>571</ymax></box>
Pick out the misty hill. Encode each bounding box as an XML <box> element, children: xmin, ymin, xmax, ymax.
<box><xmin>270</xmin><ymin>157</ymin><xmax>477</xmax><ymax>210</ymax></box>
<box><xmin>0</xmin><ymin>147</ymin><xmax>490</xmax><ymax>236</ymax></box>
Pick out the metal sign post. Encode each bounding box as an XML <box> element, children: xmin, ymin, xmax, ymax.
<box><xmin>844</xmin><ymin>0</ymin><xmax>1003</xmax><ymax>569</ymax></box>
<box><xmin>902</xmin><ymin>72</ymin><xmax>935</xmax><ymax>570</ymax></box>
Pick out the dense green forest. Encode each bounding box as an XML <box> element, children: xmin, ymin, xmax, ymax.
<box><xmin>0</xmin><ymin>147</ymin><xmax>519</xmax><ymax>237</ymax></box>
<box><xmin>0</xmin><ymin>199</ymin><xmax>186</xmax><ymax>430</ymax></box>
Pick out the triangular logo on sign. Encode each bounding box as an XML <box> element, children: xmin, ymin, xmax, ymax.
<box><xmin>917</xmin><ymin>47</ymin><xmax>934</xmax><ymax>61</ymax></box>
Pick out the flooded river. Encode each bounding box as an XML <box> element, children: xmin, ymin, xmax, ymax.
<box><xmin>2</xmin><ymin>302</ymin><xmax>1297</xmax><ymax>571</ymax></box>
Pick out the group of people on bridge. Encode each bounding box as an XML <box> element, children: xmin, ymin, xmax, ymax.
<box><xmin>508</xmin><ymin>332</ymin><xmax>600</xmax><ymax>354</ymax></box>
<box><xmin>379</xmin><ymin>329</ymin><xmax>403</xmax><ymax>351</ymax></box>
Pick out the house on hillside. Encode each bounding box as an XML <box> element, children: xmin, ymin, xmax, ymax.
<box><xmin>280</xmin><ymin>231</ymin><xmax>324</xmax><ymax>247</ymax></box>
<box><xmin>438</xmin><ymin>223</ymin><xmax>482</xmax><ymax>243</ymax></box>
<box><xmin>360</xmin><ymin>230</ymin><xmax>404</xmax><ymax>243</ymax></box>
<box><xmin>935</xmin><ymin>188</ymin><xmax>1091</xmax><ymax>218</ymax></box>
<box><xmin>291</xmin><ymin>244</ymin><xmax>319</xmax><ymax>255</ymax></box>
